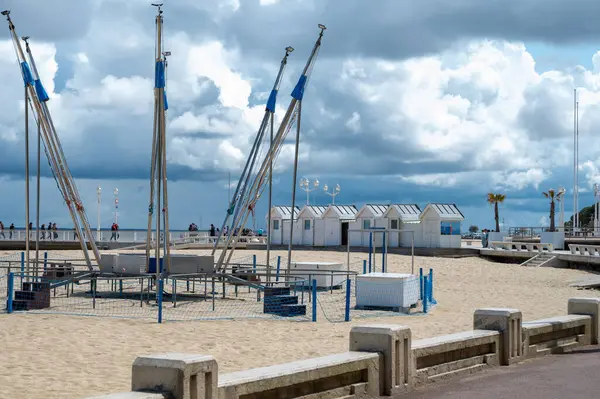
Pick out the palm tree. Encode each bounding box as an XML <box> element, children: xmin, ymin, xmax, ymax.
<box><xmin>487</xmin><ymin>193</ymin><xmax>506</xmax><ymax>232</ymax></box>
<box><xmin>542</xmin><ymin>188</ymin><xmax>564</xmax><ymax>232</ymax></box>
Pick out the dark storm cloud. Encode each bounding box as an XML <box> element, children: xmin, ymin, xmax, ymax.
<box><xmin>219</xmin><ymin>0</ymin><xmax>600</xmax><ymax>61</ymax></box>
<box><xmin>2</xmin><ymin>0</ymin><xmax>95</xmax><ymax>41</ymax></box>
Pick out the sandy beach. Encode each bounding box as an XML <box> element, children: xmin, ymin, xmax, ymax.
<box><xmin>1</xmin><ymin>248</ymin><xmax>599</xmax><ymax>398</ymax></box>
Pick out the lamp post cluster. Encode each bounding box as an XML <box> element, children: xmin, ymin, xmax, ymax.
<box><xmin>299</xmin><ymin>177</ymin><xmax>341</xmax><ymax>205</ymax></box>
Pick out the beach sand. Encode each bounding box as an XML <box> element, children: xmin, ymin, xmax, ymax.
<box><xmin>0</xmin><ymin>248</ymin><xmax>598</xmax><ymax>398</ymax></box>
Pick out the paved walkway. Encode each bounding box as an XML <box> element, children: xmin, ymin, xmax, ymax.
<box><xmin>404</xmin><ymin>347</ymin><xmax>600</xmax><ymax>399</ymax></box>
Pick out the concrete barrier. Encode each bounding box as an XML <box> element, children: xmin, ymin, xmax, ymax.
<box><xmin>490</xmin><ymin>241</ymin><xmax>554</xmax><ymax>252</ymax></box>
<box><xmin>568</xmin><ymin>244</ymin><xmax>600</xmax><ymax>256</ymax></box>
<box><xmin>412</xmin><ymin>330</ymin><xmax>500</xmax><ymax>386</ymax></box>
<box><xmin>219</xmin><ymin>352</ymin><xmax>380</xmax><ymax>399</ymax></box>
<box><xmin>523</xmin><ymin>315</ymin><xmax>591</xmax><ymax>358</ymax></box>
<box><xmin>349</xmin><ymin>325</ymin><xmax>411</xmax><ymax>396</ymax></box>
<box><xmin>88</xmin><ymin>297</ymin><xmax>598</xmax><ymax>399</ymax></box>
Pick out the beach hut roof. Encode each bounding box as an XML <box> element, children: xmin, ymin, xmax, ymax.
<box><xmin>322</xmin><ymin>205</ymin><xmax>358</xmax><ymax>220</ymax></box>
<box><xmin>356</xmin><ymin>204</ymin><xmax>388</xmax><ymax>218</ymax></box>
<box><xmin>269</xmin><ymin>206</ymin><xmax>300</xmax><ymax>220</ymax></box>
<box><xmin>421</xmin><ymin>203</ymin><xmax>464</xmax><ymax>220</ymax></box>
<box><xmin>298</xmin><ymin>205</ymin><xmax>329</xmax><ymax>219</ymax></box>
<box><xmin>384</xmin><ymin>204</ymin><xmax>422</xmax><ymax>222</ymax></box>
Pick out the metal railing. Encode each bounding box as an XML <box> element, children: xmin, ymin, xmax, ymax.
<box><xmin>509</xmin><ymin>226</ymin><xmax>600</xmax><ymax>239</ymax></box>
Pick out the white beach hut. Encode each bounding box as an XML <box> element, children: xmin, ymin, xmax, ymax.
<box><xmin>349</xmin><ymin>204</ymin><xmax>389</xmax><ymax>247</ymax></box>
<box><xmin>321</xmin><ymin>205</ymin><xmax>358</xmax><ymax>246</ymax></box>
<box><xmin>383</xmin><ymin>204</ymin><xmax>422</xmax><ymax>247</ymax></box>
<box><xmin>267</xmin><ymin>206</ymin><xmax>300</xmax><ymax>245</ymax></box>
<box><xmin>296</xmin><ymin>205</ymin><xmax>328</xmax><ymax>246</ymax></box>
<box><xmin>420</xmin><ymin>203</ymin><xmax>464</xmax><ymax>248</ymax></box>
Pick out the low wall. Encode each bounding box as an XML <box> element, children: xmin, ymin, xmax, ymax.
<box><xmin>88</xmin><ymin>297</ymin><xmax>600</xmax><ymax>399</ymax></box>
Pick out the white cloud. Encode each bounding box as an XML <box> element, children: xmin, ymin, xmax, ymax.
<box><xmin>345</xmin><ymin>111</ymin><xmax>361</xmax><ymax>133</ymax></box>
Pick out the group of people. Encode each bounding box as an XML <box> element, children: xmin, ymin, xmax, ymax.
<box><xmin>208</xmin><ymin>224</ymin><xmax>263</xmax><ymax>238</ymax></box>
<box><xmin>0</xmin><ymin>221</ymin><xmax>14</xmax><ymax>239</ymax></box>
<box><xmin>0</xmin><ymin>221</ymin><xmax>59</xmax><ymax>240</ymax></box>
<box><xmin>188</xmin><ymin>223</ymin><xmax>199</xmax><ymax>231</ymax></box>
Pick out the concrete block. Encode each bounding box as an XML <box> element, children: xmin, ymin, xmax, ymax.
<box><xmin>474</xmin><ymin>308</ymin><xmax>523</xmax><ymax>365</ymax></box>
<box><xmin>86</xmin><ymin>393</ymin><xmax>166</xmax><ymax>399</ymax></box>
<box><xmin>523</xmin><ymin>315</ymin><xmax>592</xmax><ymax>358</ymax></box>
<box><xmin>568</xmin><ymin>297</ymin><xmax>600</xmax><ymax>344</ymax></box>
<box><xmin>218</xmin><ymin>351</ymin><xmax>380</xmax><ymax>399</ymax></box>
<box><xmin>412</xmin><ymin>330</ymin><xmax>500</xmax><ymax>386</ymax></box>
<box><xmin>132</xmin><ymin>353</ymin><xmax>218</xmax><ymax>399</ymax></box>
<box><xmin>349</xmin><ymin>324</ymin><xmax>411</xmax><ymax>396</ymax></box>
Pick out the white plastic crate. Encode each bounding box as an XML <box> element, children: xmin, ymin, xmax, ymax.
<box><xmin>356</xmin><ymin>272</ymin><xmax>419</xmax><ymax>310</ymax></box>
<box><xmin>290</xmin><ymin>261</ymin><xmax>346</xmax><ymax>288</ymax></box>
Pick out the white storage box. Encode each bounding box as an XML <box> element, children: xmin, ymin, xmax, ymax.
<box><xmin>356</xmin><ymin>272</ymin><xmax>419</xmax><ymax>310</ymax></box>
<box><xmin>290</xmin><ymin>261</ymin><xmax>346</xmax><ymax>288</ymax></box>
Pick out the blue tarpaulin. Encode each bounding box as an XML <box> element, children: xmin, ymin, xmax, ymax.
<box><xmin>155</xmin><ymin>61</ymin><xmax>165</xmax><ymax>89</ymax></box>
<box><xmin>34</xmin><ymin>79</ymin><xmax>49</xmax><ymax>102</ymax></box>
<box><xmin>291</xmin><ymin>75</ymin><xmax>307</xmax><ymax>101</ymax></box>
<box><xmin>163</xmin><ymin>91</ymin><xmax>168</xmax><ymax>110</ymax></box>
<box><xmin>266</xmin><ymin>89</ymin><xmax>278</xmax><ymax>112</ymax></box>
<box><xmin>20</xmin><ymin>61</ymin><xmax>34</xmax><ymax>86</ymax></box>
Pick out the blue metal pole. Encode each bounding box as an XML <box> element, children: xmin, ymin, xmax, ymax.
<box><xmin>157</xmin><ymin>278</ymin><xmax>163</xmax><ymax>323</ymax></box>
<box><xmin>423</xmin><ymin>275</ymin><xmax>429</xmax><ymax>314</ymax></box>
<box><xmin>43</xmin><ymin>251</ymin><xmax>48</xmax><ymax>272</ymax></box>
<box><xmin>276</xmin><ymin>256</ymin><xmax>281</xmax><ymax>282</ymax></box>
<box><xmin>368</xmin><ymin>232</ymin><xmax>372</xmax><ymax>272</ymax></box>
<box><xmin>312</xmin><ymin>279</ymin><xmax>317</xmax><ymax>322</ymax></box>
<box><xmin>253</xmin><ymin>254</ymin><xmax>257</xmax><ymax>273</ymax></box>
<box><xmin>382</xmin><ymin>232</ymin><xmax>386</xmax><ymax>272</ymax></box>
<box><xmin>119</xmin><ymin>280</ymin><xmax>123</xmax><ymax>296</ymax></box>
<box><xmin>429</xmin><ymin>268</ymin><xmax>433</xmax><ymax>300</ymax></box>
<box><xmin>429</xmin><ymin>268</ymin><xmax>436</xmax><ymax>304</ymax></box>
<box><xmin>419</xmin><ymin>268</ymin><xmax>424</xmax><ymax>301</ymax></box>
<box><xmin>7</xmin><ymin>272</ymin><xmax>14</xmax><ymax>313</ymax></box>
<box><xmin>20</xmin><ymin>252</ymin><xmax>24</xmax><ymax>281</ymax></box>
<box><xmin>362</xmin><ymin>260</ymin><xmax>367</xmax><ymax>275</ymax></box>
<box><xmin>344</xmin><ymin>278</ymin><xmax>351</xmax><ymax>322</ymax></box>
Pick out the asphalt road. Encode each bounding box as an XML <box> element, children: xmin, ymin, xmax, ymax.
<box><xmin>403</xmin><ymin>347</ymin><xmax>600</xmax><ymax>399</ymax></box>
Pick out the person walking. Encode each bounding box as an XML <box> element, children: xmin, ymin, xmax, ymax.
<box><xmin>0</xmin><ymin>221</ymin><xmax>5</xmax><ymax>239</ymax></box>
<box><xmin>52</xmin><ymin>223</ymin><xmax>58</xmax><ymax>240</ymax></box>
<box><xmin>9</xmin><ymin>223</ymin><xmax>15</xmax><ymax>239</ymax></box>
<box><xmin>40</xmin><ymin>224</ymin><xmax>46</xmax><ymax>240</ymax></box>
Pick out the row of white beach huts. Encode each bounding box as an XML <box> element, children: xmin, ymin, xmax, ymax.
<box><xmin>267</xmin><ymin>203</ymin><xmax>464</xmax><ymax>249</ymax></box>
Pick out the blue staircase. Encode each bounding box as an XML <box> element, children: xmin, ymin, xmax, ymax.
<box><xmin>263</xmin><ymin>286</ymin><xmax>306</xmax><ymax>317</ymax></box>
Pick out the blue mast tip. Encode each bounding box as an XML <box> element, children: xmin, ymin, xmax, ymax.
<box><xmin>291</xmin><ymin>75</ymin><xmax>307</xmax><ymax>101</ymax></box>
<box><xmin>266</xmin><ymin>89</ymin><xmax>278</xmax><ymax>112</ymax></box>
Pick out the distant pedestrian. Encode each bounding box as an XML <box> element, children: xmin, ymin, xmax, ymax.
<box><xmin>110</xmin><ymin>223</ymin><xmax>119</xmax><ymax>241</ymax></box>
<box><xmin>210</xmin><ymin>224</ymin><xmax>215</xmax><ymax>237</ymax></box>
<box><xmin>9</xmin><ymin>223</ymin><xmax>15</xmax><ymax>239</ymax></box>
<box><xmin>29</xmin><ymin>222</ymin><xmax>33</xmax><ymax>239</ymax></box>
<box><xmin>0</xmin><ymin>221</ymin><xmax>4</xmax><ymax>239</ymax></box>
<box><xmin>52</xmin><ymin>223</ymin><xmax>58</xmax><ymax>240</ymax></box>
<box><xmin>40</xmin><ymin>224</ymin><xmax>46</xmax><ymax>240</ymax></box>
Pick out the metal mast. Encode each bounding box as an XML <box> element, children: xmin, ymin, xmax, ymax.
<box><xmin>213</xmin><ymin>25</ymin><xmax>326</xmax><ymax>274</ymax></box>
<box><xmin>211</xmin><ymin>47</ymin><xmax>294</xmax><ymax>257</ymax></box>
<box><xmin>2</xmin><ymin>10</ymin><xmax>100</xmax><ymax>269</ymax></box>
<box><xmin>146</xmin><ymin>3</ymin><xmax>171</xmax><ymax>276</ymax></box>
<box><xmin>286</xmin><ymin>24</ymin><xmax>326</xmax><ymax>276</ymax></box>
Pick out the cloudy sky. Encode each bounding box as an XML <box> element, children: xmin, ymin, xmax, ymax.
<box><xmin>0</xmin><ymin>0</ymin><xmax>600</xmax><ymax>232</ymax></box>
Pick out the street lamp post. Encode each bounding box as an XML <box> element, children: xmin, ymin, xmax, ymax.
<box><xmin>594</xmin><ymin>184</ymin><xmax>599</xmax><ymax>235</ymax></box>
<box><xmin>97</xmin><ymin>186</ymin><xmax>101</xmax><ymax>240</ymax></box>
<box><xmin>113</xmin><ymin>188</ymin><xmax>119</xmax><ymax>224</ymax></box>
<box><xmin>558</xmin><ymin>186</ymin><xmax>566</xmax><ymax>232</ymax></box>
<box><xmin>299</xmin><ymin>177</ymin><xmax>319</xmax><ymax>205</ymax></box>
<box><xmin>323</xmin><ymin>183</ymin><xmax>341</xmax><ymax>205</ymax></box>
